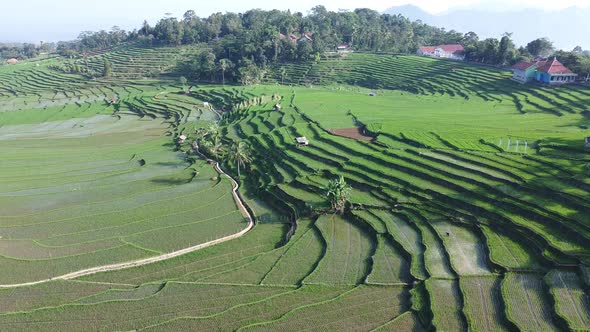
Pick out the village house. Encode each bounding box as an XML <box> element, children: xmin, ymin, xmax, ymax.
<box><xmin>417</xmin><ymin>44</ymin><xmax>465</xmax><ymax>60</ymax></box>
<box><xmin>337</xmin><ymin>44</ymin><xmax>351</xmax><ymax>52</ymax></box>
<box><xmin>279</xmin><ymin>33</ymin><xmax>310</xmax><ymax>44</ymax></box>
<box><xmin>511</xmin><ymin>58</ymin><xmax>577</xmax><ymax>84</ymax></box>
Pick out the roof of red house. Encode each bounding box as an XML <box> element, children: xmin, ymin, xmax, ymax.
<box><xmin>6</xmin><ymin>58</ymin><xmax>18</xmax><ymax>64</ymax></box>
<box><xmin>536</xmin><ymin>58</ymin><xmax>575</xmax><ymax>74</ymax></box>
<box><xmin>512</xmin><ymin>61</ymin><xmax>536</xmax><ymax>71</ymax></box>
<box><xmin>438</xmin><ymin>44</ymin><xmax>464</xmax><ymax>53</ymax></box>
<box><xmin>419</xmin><ymin>44</ymin><xmax>464</xmax><ymax>54</ymax></box>
<box><xmin>418</xmin><ymin>46</ymin><xmax>436</xmax><ymax>53</ymax></box>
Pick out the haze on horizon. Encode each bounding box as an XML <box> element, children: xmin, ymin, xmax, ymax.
<box><xmin>1</xmin><ymin>0</ymin><xmax>589</xmax><ymax>47</ymax></box>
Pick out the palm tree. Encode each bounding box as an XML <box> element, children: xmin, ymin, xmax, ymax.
<box><xmin>207</xmin><ymin>123</ymin><xmax>220</xmax><ymax>138</ymax></box>
<box><xmin>325</xmin><ymin>176</ymin><xmax>350</xmax><ymax>213</ymax></box>
<box><xmin>280</xmin><ymin>67</ymin><xmax>287</xmax><ymax>85</ymax></box>
<box><xmin>203</xmin><ymin>135</ymin><xmax>227</xmax><ymax>160</ymax></box>
<box><xmin>218</xmin><ymin>58</ymin><xmax>233</xmax><ymax>85</ymax></box>
<box><xmin>195</xmin><ymin>127</ymin><xmax>209</xmax><ymax>141</ymax></box>
<box><xmin>228</xmin><ymin>141</ymin><xmax>252</xmax><ymax>178</ymax></box>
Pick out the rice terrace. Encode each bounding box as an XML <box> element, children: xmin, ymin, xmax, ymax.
<box><xmin>1</xmin><ymin>4</ymin><xmax>590</xmax><ymax>332</ymax></box>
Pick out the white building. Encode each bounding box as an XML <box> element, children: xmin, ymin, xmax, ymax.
<box><xmin>417</xmin><ymin>44</ymin><xmax>465</xmax><ymax>61</ymax></box>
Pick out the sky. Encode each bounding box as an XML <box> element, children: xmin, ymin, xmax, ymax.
<box><xmin>1</xmin><ymin>0</ymin><xmax>589</xmax><ymax>43</ymax></box>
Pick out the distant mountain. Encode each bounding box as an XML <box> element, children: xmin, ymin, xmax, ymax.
<box><xmin>387</xmin><ymin>4</ymin><xmax>433</xmax><ymax>22</ymax></box>
<box><xmin>385</xmin><ymin>5</ymin><xmax>590</xmax><ymax>50</ymax></box>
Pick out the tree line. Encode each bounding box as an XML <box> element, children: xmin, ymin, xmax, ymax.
<box><xmin>0</xmin><ymin>42</ymin><xmax>55</xmax><ymax>61</ymax></box>
<box><xmin>463</xmin><ymin>34</ymin><xmax>590</xmax><ymax>77</ymax></box>
<box><xmin>52</xmin><ymin>6</ymin><xmax>590</xmax><ymax>81</ymax></box>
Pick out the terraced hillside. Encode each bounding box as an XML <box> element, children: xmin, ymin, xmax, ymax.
<box><xmin>81</xmin><ymin>43</ymin><xmax>203</xmax><ymax>79</ymax></box>
<box><xmin>0</xmin><ymin>53</ymin><xmax>588</xmax><ymax>331</ymax></box>
<box><xmin>213</xmin><ymin>74</ymin><xmax>589</xmax><ymax>330</ymax></box>
<box><xmin>268</xmin><ymin>53</ymin><xmax>590</xmax><ymax>118</ymax></box>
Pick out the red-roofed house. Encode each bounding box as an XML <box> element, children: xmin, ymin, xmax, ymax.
<box><xmin>511</xmin><ymin>61</ymin><xmax>539</xmax><ymax>83</ymax></box>
<box><xmin>6</xmin><ymin>58</ymin><xmax>18</xmax><ymax>64</ymax></box>
<box><xmin>511</xmin><ymin>58</ymin><xmax>577</xmax><ymax>84</ymax></box>
<box><xmin>279</xmin><ymin>33</ymin><xmax>298</xmax><ymax>43</ymax></box>
<box><xmin>417</xmin><ymin>44</ymin><xmax>465</xmax><ymax>60</ymax></box>
<box><xmin>536</xmin><ymin>58</ymin><xmax>577</xmax><ymax>84</ymax></box>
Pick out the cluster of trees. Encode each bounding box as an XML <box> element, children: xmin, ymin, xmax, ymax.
<box><xmin>463</xmin><ymin>34</ymin><xmax>590</xmax><ymax>76</ymax></box>
<box><xmin>554</xmin><ymin>47</ymin><xmax>590</xmax><ymax>79</ymax></box>
<box><xmin>192</xmin><ymin>123</ymin><xmax>253</xmax><ymax>178</ymax></box>
<box><xmin>56</xmin><ymin>26</ymin><xmax>131</xmax><ymax>57</ymax></box>
<box><xmin>51</xmin><ymin>5</ymin><xmax>590</xmax><ymax>80</ymax></box>
<box><xmin>0</xmin><ymin>42</ymin><xmax>54</xmax><ymax>61</ymax></box>
<box><xmin>56</xmin><ymin>6</ymin><xmax>464</xmax><ymax>83</ymax></box>
<box><xmin>465</xmin><ymin>34</ymin><xmax>561</xmax><ymax>65</ymax></box>
<box><xmin>151</xmin><ymin>7</ymin><xmax>467</xmax><ymax>83</ymax></box>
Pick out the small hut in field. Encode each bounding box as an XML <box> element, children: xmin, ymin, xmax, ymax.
<box><xmin>6</xmin><ymin>58</ymin><xmax>18</xmax><ymax>64</ymax></box>
<box><xmin>273</xmin><ymin>103</ymin><xmax>282</xmax><ymax>111</ymax></box>
<box><xmin>296</xmin><ymin>137</ymin><xmax>309</xmax><ymax>146</ymax></box>
<box><xmin>178</xmin><ymin>134</ymin><xmax>187</xmax><ymax>143</ymax></box>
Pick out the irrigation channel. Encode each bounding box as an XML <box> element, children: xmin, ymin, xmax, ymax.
<box><xmin>0</xmin><ymin>161</ymin><xmax>255</xmax><ymax>289</ymax></box>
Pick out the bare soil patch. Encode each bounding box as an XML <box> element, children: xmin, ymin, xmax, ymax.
<box><xmin>330</xmin><ymin>127</ymin><xmax>374</xmax><ymax>142</ymax></box>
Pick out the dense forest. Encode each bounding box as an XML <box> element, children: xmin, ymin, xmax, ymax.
<box><xmin>5</xmin><ymin>6</ymin><xmax>590</xmax><ymax>82</ymax></box>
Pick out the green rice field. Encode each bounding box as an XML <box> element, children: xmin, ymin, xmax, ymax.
<box><xmin>0</xmin><ymin>48</ymin><xmax>588</xmax><ymax>330</ymax></box>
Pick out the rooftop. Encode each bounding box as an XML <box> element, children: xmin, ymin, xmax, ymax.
<box><xmin>512</xmin><ymin>61</ymin><xmax>536</xmax><ymax>71</ymax></box>
<box><xmin>296</xmin><ymin>137</ymin><xmax>309</xmax><ymax>145</ymax></box>
<box><xmin>536</xmin><ymin>58</ymin><xmax>575</xmax><ymax>75</ymax></box>
<box><xmin>419</xmin><ymin>44</ymin><xmax>464</xmax><ymax>54</ymax></box>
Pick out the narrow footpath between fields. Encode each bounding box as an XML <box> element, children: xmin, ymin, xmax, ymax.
<box><xmin>0</xmin><ymin>161</ymin><xmax>254</xmax><ymax>289</ymax></box>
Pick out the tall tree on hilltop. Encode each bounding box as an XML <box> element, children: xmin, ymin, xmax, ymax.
<box><xmin>462</xmin><ymin>31</ymin><xmax>479</xmax><ymax>46</ymax></box>
<box><xmin>498</xmin><ymin>32</ymin><xmax>515</xmax><ymax>65</ymax></box>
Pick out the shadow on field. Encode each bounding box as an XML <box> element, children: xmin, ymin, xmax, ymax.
<box><xmin>151</xmin><ymin>178</ymin><xmax>192</xmax><ymax>185</ymax></box>
<box><xmin>154</xmin><ymin>161</ymin><xmax>185</xmax><ymax>168</ymax></box>
<box><xmin>537</xmin><ymin>137</ymin><xmax>590</xmax><ymax>160</ymax></box>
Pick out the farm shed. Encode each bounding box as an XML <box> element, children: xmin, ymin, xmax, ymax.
<box><xmin>296</xmin><ymin>137</ymin><xmax>309</xmax><ymax>146</ymax></box>
<box><xmin>274</xmin><ymin>103</ymin><xmax>282</xmax><ymax>111</ymax></box>
<box><xmin>178</xmin><ymin>134</ymin><xmax>187</xmax><ymax>143</ymax></box>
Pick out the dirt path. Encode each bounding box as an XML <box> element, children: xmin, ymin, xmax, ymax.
<box><xmin>0</xmin><ymin>161</ymin><xmax>254</xmax><ymax>289</ymax></box>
